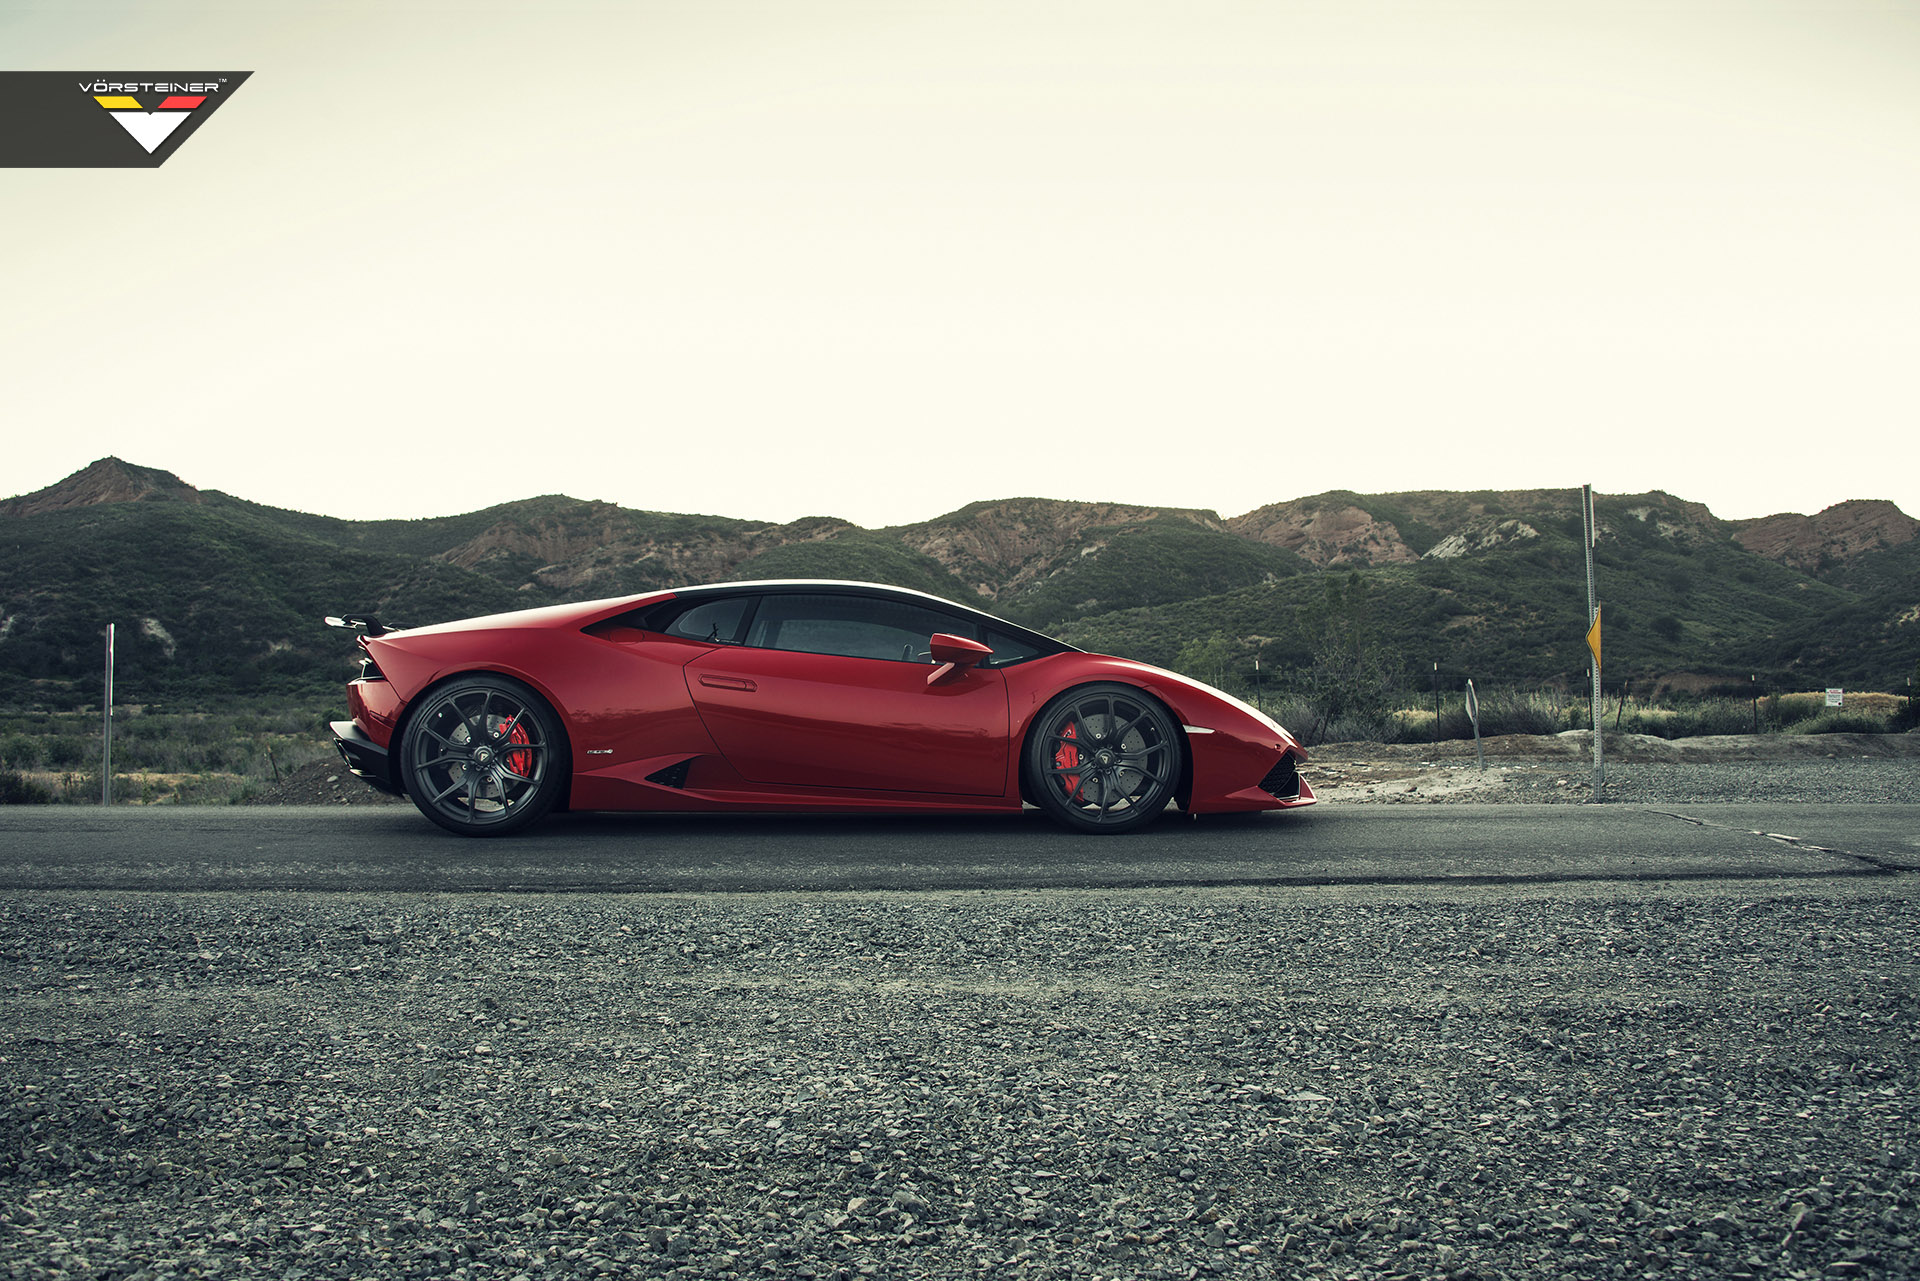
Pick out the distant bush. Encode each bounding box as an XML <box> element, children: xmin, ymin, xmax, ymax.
<box><xmin>0</xmin><ymin>703</ymin><xmax>337</xmax><ymax>804</ymax></box>
<box><xmin>1441</xmin><ymin>688</ymin><xmax>1572</xmax><ymax>739</ymax></box>
<box><xmin>45</xmin><ymin>735</ymin><xmax>89</xmax><ymax>767</ymax></box>
<box><xmin>1621</xmin><ymin>701</ymin><xmax>1757</xmax><ymax>739</ymax></box>
<box><xmin>0</xmin><ymin>769</ymin><xmax>54</xmax><ymax>805</ymax></box>
<box><xmin>57</xmin><ymin>771</ymin><xmax>99</xmax><ymax>803</ymax></box>
<box><xmin>1790</xmin><ymin>711</ymin><xmax>1892</xmax><ymax>735</ymax></box>
<box><xmin>1267</xmin><ymin>695</ymin><xmax>1414</xmax><ymax>746</ymax></box>
<box><xmin>1771</xmin><ymin>692</ymin><xmax>1824</xmax><ymax>723</ymax></box>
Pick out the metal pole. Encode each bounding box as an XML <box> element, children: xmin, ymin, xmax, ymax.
<box><xmin>1431</xmin><ymin>661</ymin><xmax>1439</xmax><ymax>743</ymax></box>
<box><xmin>1252</xmin><ymin>656</ymin><xmax>1261</xmax><ymax>712</ymax></box>
<box><xmin>1751</xmin><ymin>674</ymin><xmax>1759</xmax><ymax>734</ymax></box>
<box><xmin>102</xmin><ymin>623</ymin><xmax>114</xmax><ymax>807</ymax></box>
<box><xmin>1467</xmin><ymin>678</ymin><xmax>1484</xmax><ymax>771</ymax></box>
<box><xmin>1582</xmin><ymin>486</ymin><xmax>1603</xmax><ymax>801</ymax></box>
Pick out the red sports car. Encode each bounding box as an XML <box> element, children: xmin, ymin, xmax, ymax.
<box><xmin>328</xmin><ymin>580</ymin><xmax>1314</xmax><ymax>836</ymax></box>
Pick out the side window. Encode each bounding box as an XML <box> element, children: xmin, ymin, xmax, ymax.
<box><xmin>662</xmin><ymin>597</ymin><xmax>751</xmax><ymax>645</ymax></box>
<box><xmin>743</xmin><ymin>594</ymin><xmax>971</xmax><ymax>663</ymax></box>
<box><xmin>980</xmin><ymin>628</ymin><xmax>1041</xmax><ymax>667</ymax></box>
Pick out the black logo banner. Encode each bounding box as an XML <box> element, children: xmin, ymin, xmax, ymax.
<box><xmin>0</xmin><ymin>71</ymin><xmax>252</xmax><ymax>167</ymax></box>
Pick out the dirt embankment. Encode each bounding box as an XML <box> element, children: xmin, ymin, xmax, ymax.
<box><xmin>1305</xmin><ymin>731</ymin><xmax>1920</xmax><ymax>805</ymax></box>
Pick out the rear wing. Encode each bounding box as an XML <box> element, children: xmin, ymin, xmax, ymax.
<box><xmin>324</xmin><ymin>614</ymin><xmax>405</xmax><ymax>637</ymax></box>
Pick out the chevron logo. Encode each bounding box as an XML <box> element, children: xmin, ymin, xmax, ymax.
<box><xmin>93</xmin><ymin>92</ymin><xmax>209</xmax><ymax>153</ymax></box>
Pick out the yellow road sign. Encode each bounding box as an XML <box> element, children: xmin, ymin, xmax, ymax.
<box><xmin>1585</xmin><ymin>607</ymin><xmax>1602</xmax><ymax>670</ymax></box>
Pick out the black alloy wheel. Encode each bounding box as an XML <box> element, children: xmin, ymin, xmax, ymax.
<box><xmin>401</xmin><ymin>675</ymin><xmax>568</xmax><ymax>836</ymax></box>
<box><xmin>1026</xmin><ymin>682</ymin><xmax>1182</xmax><ymax>833</ymax></box>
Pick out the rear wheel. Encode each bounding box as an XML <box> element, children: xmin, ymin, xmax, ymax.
<box><xmin>400</xmin><ymin>675</ymin><xmax>567</xmax><ymax>836</ymax></box>
<box><xmin>1025</xmin><ymin>683</ymin><xmax>1182</xmax><ymax>834</ymax></box>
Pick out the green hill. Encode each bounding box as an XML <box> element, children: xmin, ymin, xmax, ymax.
<box><xmin>3</xmin><ymin>461</ymin><xmax>1916</xmax><ymax>709</ymax></box>
<box><xmin>1053</xmin><ymin>491</ymin><xmax>1900</xmax><ymax>690</ymax></box>
<box><xmin>999</xmin><ymin>520</ymin><xmax>1308</xmax><ymax>629</ymax></box>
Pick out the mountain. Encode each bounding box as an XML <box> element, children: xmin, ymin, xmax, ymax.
<box><xmin>884</xmin><ymin>499</ymin><xmax>1309</xmax><ymax>628</ymax></box>
<box><xmin>0</xmin><ymin>457</ymin><xmax>204</xmax><ymax>518</ymax></box>
<box><xmin>1729</xmin><ymin>500</ymin><xmax>1920</xmax><ymax>573</ymax></box>
<box><xmin>2</xmin><ymin>460</ymin><xmax>1916</xmax><ymax>705</ymax></box>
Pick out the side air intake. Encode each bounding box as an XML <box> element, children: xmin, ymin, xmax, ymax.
<box><xmin>645</xmin><ymin>759</ymin><xmax>694</xmax><ymax>789</ymax></box>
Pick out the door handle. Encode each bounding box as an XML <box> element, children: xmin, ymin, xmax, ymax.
<box><xmin>698</xmin><ymin>674</ymin><xmax>756</xmax><ymax>692</ymax></box>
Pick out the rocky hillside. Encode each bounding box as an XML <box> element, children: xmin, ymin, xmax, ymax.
<box><xmin>1729</xmin><ymin>499</ymin><xmax>1920</xmax><ymax>572</ymax></box>
<box><xmin>0</xmin><ymin>458</ymin><xmax>204</xmax><ymax>519</ymax></box>
<box><xmin>2</xmin><ymin>459</ymin><xmax>1916</xmax><ymax>703</ymax></box>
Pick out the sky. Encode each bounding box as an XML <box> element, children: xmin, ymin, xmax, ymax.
<box><xmin>4</xmin><ymin>0</ymin><xmax>1917</xmax><ymax>529</ymax></box>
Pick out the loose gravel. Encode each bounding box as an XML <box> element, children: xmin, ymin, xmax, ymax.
<box><xmin>4</xmin><ymin>878</ymin><xmax>1916</xmax><ymax>1281</ymax></box>
<box><xmin>1311</xmin><ymin>758</ymin><xmax>1920</xmax><ymax>807</ymax></box>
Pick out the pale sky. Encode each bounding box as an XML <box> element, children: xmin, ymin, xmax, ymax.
<box><xmin>4</xmin><ymin>1</ymin><xmax>1916</xmax><ymax>527</ymax></box>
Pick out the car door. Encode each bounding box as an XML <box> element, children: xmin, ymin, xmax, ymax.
<box><xmin>682</xmin><ymin>592</ymin><xmax>1009</xmax><ymax>796</ymax></box>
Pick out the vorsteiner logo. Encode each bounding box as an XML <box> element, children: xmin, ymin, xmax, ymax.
<box><xmin>1</xmin><ymin>71</ymin><xmax>251</xmax><ymax>167</ymax></box>
<box><xmin>90</xmin><ymin>87</ymin><xmax>217</xmax><ymax>154</ymax></box>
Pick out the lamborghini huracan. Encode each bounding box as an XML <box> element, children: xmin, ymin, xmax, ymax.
<box><xmin>328</xmin><ymin>580</ymin><xmax>1314</xmax><ymax>836</ymax></box>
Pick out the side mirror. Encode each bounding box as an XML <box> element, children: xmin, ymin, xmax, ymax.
<box><xmin>927</xmin><ymin>632</ymin><xmax>993</xmax><ymax>685</ymax></box>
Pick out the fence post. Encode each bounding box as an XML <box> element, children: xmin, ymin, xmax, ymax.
<box><xmin>101</xmin><ymin>623</ymin><xmax>115</xmax><ymax>807</ymax></box>
<box><xmin>1466</xmin><ymin>678</ymin><xmax>1483</xmax><ymax>771</ymax></box>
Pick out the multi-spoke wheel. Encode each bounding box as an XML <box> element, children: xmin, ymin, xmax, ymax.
<box><xmin>400</xmin><ymin>675</ymin><xmax>567</xmax><ymax>836</ymax></box>
<box><xmin>1025</xmin><ymin>683</ymin><xmax>1182</xmax><ymax>833</ymax></box>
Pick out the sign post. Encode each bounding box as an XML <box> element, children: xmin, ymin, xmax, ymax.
<box><xmin>1581</xmin><ymin>486</ymin><xmax>1603</xmax><ymax>802</ymax></box>
<box><xmin>102</xmin><ymin>623</ymin><xmax>115</xmax><ymax>807</ymax></box>
<box><xmin>1465</xmin><ymin>678</ymin><xmax>1484</xmax><ymax>771</ymax></box>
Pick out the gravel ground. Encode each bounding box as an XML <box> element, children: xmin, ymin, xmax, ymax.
<box><xmin>1306</xmin><ymin>734</ymin><xmax>1920</xmax><ymax>807</ymax></box>
<box><xmin>1309</xmin><ymin>758</ymin><xmax>1920</xmax><ymax>807</ymax></box>
<box><xmin>3</xmin><ymin>878</ymin><xmax>1916</xmax><ymax>1281</ymax></box>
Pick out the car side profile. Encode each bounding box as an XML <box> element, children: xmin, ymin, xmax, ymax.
<box><xmin>329</xmin><ymin>580</ymin><xmax>1314</xmax><ymax>836</ymax></box>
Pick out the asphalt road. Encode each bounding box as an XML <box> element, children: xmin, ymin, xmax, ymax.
<box><xmin>2</xmin><ymin>802</ymin><xmax>1916</xmax><ymax>892</ymax></box>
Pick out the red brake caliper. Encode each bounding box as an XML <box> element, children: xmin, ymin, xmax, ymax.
<box><xmin>1053</xmin><ymin>721</ymin><xmax>1080</xmax><ymax>797</ymax></box>
<box><xmin>504</xmin><ymin>720</ymin><xmax>533</xmax><ymax>778</ymax></box>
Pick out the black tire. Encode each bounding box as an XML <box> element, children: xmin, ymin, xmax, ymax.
<box><xmin>1025</xmin><ymin>682</ymin><xmax>1182</xmax><ymax>834</ymax></box>
<box><xmin>400</xmin><ymin>674</ymin><xmax>568</xmax><ymax>837</ymax></box>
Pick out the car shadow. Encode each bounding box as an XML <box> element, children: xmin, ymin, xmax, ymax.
<box><xmin>527</xmin><ymin>805</ymin><xmax>1294</xmax><ymax>843</ymax></box>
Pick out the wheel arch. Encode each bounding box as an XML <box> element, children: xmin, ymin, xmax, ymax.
<box><xmin>1016</xmin><ymin>679</ymin><xmax>1193</xmax><ymax>811</ymax></box>
<box><xmin>390</xmin><ymin>666</ymin><xmax>577</xmax><ymax>812</ymax></box>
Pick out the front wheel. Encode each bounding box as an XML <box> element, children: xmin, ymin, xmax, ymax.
<box><xmin>400</xmin><ymin>675</ymin><xmax>568</xmax><ymax>836</ymax></box>
<box><xmin>1025</xmin><ymin>683</ymin><xmax>1183</xmax><ymax>834</ymax></box>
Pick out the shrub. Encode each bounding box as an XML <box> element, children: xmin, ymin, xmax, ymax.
<box><xmin>1790</xmin><ymin>711</ymin><xmax>1892</xmax><ymax>735</ymax></box>
<box><xmin>1624</xmin><ymin>701</ymin><xmax>1758</xmax><ymax>739</ymax></box>
<box><xmin>0</xmin><ymin>769</ymin><xmax>54</xmax><ymax>805</ymax></box>
<box><xmin>1461</xmin><ymin>688</ymin><xmax>1571</xmax><ymax>738</ymax></box>
<box><xmin>1267</xmin><ymin>694</ymin><xmax>1414</xmax><ymax>746</ymax></box>
<box><xmin>57</xmin><ymin>771</ymin><xmax>100</xmax><ymax>803</ymax></box>
<box><xmin>45</xmin><ymin>735</ymin><xmax>90</xmax><ymax>768</ymax></box>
